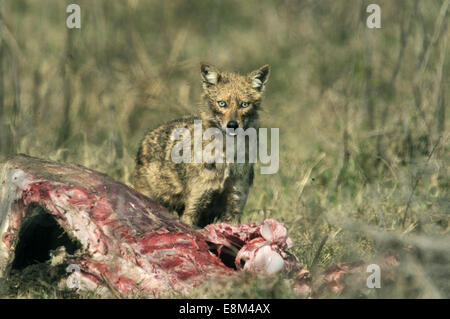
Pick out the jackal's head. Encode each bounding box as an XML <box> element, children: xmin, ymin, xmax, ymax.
<box><xmin>200</xmin><ymin>63</ymin><xmax>270</xmax><ymax>136</ymax></box>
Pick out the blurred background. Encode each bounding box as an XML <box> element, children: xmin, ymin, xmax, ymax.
<box><xmin>0</xmin><ymin>0</ymin><xmax>448</xmax><ymax>298</ymax></box>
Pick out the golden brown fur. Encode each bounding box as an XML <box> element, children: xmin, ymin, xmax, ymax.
<box><xmin>133</xmin><ymin>63</ymin><xmax>270</xmax><ymax>227</ymax></box>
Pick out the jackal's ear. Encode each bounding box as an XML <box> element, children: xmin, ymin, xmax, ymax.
<box><xmin>249</xmin><ymin>64</ymin><xmax>270</xmax><ymax>91</ymax></box>
<box><xmin>200</xmin><ymin>62</ymin><xmax>221</xmax><ymax>87</ymax></box>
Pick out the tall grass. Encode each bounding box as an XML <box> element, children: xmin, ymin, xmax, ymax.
<box><xmin>0</xmin><ymin>0</ymin><xmax>448</xmax><ymax>298</ymax></box>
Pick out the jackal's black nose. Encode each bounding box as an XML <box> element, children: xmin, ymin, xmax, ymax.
<box><xmin>227</xmin><ymin>121</ymin><xmax>239</xmax><ymax>129</ymax></box>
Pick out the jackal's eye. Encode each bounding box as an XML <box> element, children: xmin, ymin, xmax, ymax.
<box><xmin>217</xmin><ymin>101</ymin><xmax>227</xmax><ymax>108</ymax></box>
<box><xmin>240</xmin><ymin>102</ymin><xmax>250</xmax><ymax>108</ymax></box>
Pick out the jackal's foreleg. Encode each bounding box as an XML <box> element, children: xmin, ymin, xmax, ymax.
<box><xmin>222</xmin><ymin>181</ymin><xmax>249</xmax><ymax>223</ymax></box>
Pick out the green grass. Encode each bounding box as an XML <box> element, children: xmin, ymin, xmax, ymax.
<box><xmin>0</xmin><ymin>0</ymin><xmax>448</xmax><ymax>298</ymax></box>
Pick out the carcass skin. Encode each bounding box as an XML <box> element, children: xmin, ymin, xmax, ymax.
<box><xmin>0</xmin><ymin>154</ymin><xmax>236</xmax><ymax>296</ymax></box>
<box><xmin>0</xmin><ymin>155</ymin><xmax>397</xmax><ymax>298</ymax></box>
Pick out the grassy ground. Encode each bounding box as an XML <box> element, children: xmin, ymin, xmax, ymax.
<box><xmin>0</xmin><ymin>0</ymin><xmax>448</xmax><ymax>298</ymax></box>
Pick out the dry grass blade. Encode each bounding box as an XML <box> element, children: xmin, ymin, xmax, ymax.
<box><xmin>401</xmin><ymin>136</ymin><xmax>442</xmax><ymax>228</ymax></box>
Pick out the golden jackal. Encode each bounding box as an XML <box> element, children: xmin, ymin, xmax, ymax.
<box><xmin>133</xmin><ymin>63</ymin><xmax>270</xmax><ymax>227</ymax></box>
